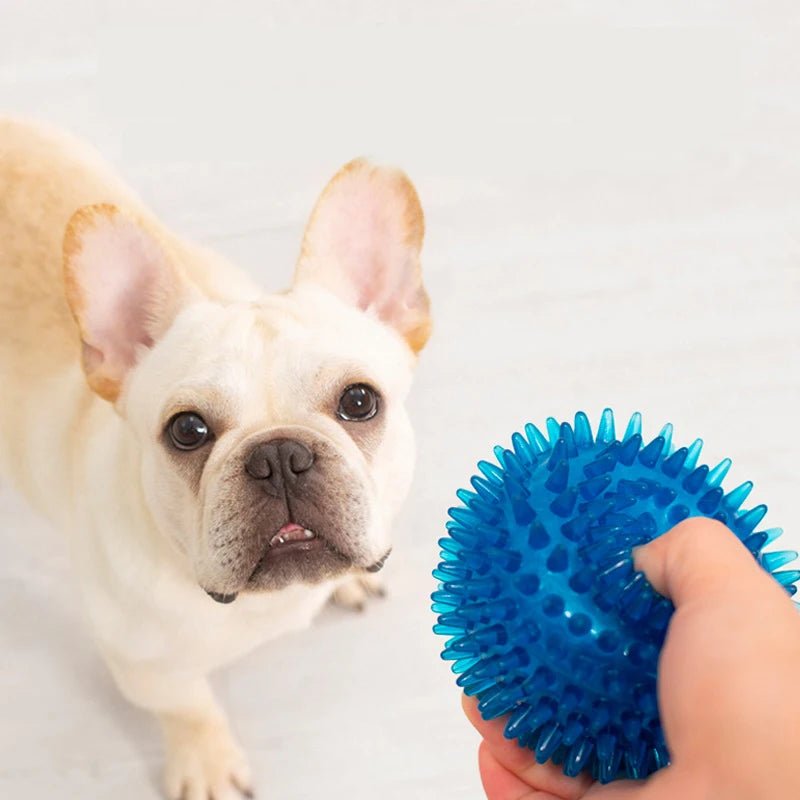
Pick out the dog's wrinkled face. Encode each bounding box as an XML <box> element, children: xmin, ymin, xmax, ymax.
<box><xmin>62</xmin><ymin>160</ymin><xmax>431</xmax><ymax>601</ymax></box>
<box><xmin>129</xmin><ymin>290</ymin><xmax>417</xmax><ymax>598</ymax></box>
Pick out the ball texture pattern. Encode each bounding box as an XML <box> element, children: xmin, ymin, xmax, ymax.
<box><xmin>432</xmin><ymin>410</ymin><xmax>798</xmax><ymax>783</ymax></box>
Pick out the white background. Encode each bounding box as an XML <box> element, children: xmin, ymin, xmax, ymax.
<box><xmin>1</xmin><ymin>3</ymin><xmax>798</xmax><ymax>798</ymax></box>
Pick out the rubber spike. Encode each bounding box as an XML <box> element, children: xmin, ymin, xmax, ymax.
<box><xmin>684</xmin><ymin>438</ymin><xmax>703</xmax><ymax>470</ymax></box>
<box><xmin>448</xmin><ymin>506</ymin><xmax>478</xmax><ymax>527</ymax></box>
<box><xmin>618</xmin><ymin>434</ymin><xmax>642</xmax><ymax>466</ymax></box>
<box><xmin>584</xmin><ymin>454</ymin><xmax>618</xmax><ymax>478</ymax></box>
<box><xmin>743</xmin><ymin>532</ymin><xmax>769</xmax><ymax>558</ymax></box>
<box><xmin>547</xmin><ymin>439</ymin><xmax>570</xmax><ymax>470</ymax></box>
<box><xmin>433</xmin><ymin>621</ymin><xmax>465</xmax><ymax>636</ymax></box>
<box><xmin>561</xmin><ymin>718</ymin><xmax>585</xmax><ymax>746</ymax></box>
<box><xmin>546</xmin><ymin>417</ymin><xmax>561</xmax><ymax>444</ymax></box>
<box><xmin>471</xmin><ymin>497</ymin><xmax>504</xmax><ymax>525</ymax></box>
<box><xmin>723</xmin><ymin>481</ymin><xmax>753</xmax><ymax>510</ymax></box>
<box><xmin>697</xmin><ymin>487</ymin><xmax>723</xmax><ymax>514</ymax></box>
<box><xmin>550</xmin><ymin>487</ymin><xmax>579</xmax><ymax>518</ymax></box>
<box><xmin>561</xmin><ymin>515</ymin><xmax>591</xmax><ymax>542</ymax></box>
<box><xmin>578</xmin><ymin>474</ymin><xmax>612</xmax><ymax>501</ymax></box>
<box><xmin>510</xmin><ymin>493</ymin><xmax>536</xmax><ymax>525</ymax></box>
<box><xmin>623</xmin><ymin>412</ymin><xmax>642</xmax><ymax>442</ymax></box>
<box><xmin>736</xmin><ymin>504</ymin><xmax>768</xmax><ymax>536</ymax></box>
<box><xmin>762</xmin><ymin>550</ymin><xmax>798</xmax><ymax>571</ymax></box>
<box><xmin>638</xmin><ymin>437</ymin><xmax>665</xmax><ymax>468</ymax></box>
<box><xmin>493</xmin><ymin>444</ymin><xmax>507</xmax><ymax>465</ymax></box>
<box><xmin>455</xmin><ymin>656</ymin><xmax>495</xmax><ymax>686</ymax></box>
<box><xmin>596</xmin><ymin>733</ymin><xmax>621</xmax><ymax>783</ymax></box>
<box><xmin>657</xmin><ymin>423</ymin><xmax>673</xmax><ymax>455</ymax></box>
<box><xmin>500</xmin><ymin>448</ymin><xmax>526</xmax><ymax>483</ymax></box>
<box><xmin>564</xmin><ymin>738</ymin><xmax>594</xmax><ymax>777</ymax></box>
<box><xmin>478</xmin><ymin>683</ymin><xmax>523</xmax><ymax>719</ymax></box>
<box><xmin>597</xmin><ymin>408</ymin><xmax>616</xmax><ymax>444</ymax></box>
<box><xmin>545</xmin><ymin>461</ymin><xmax>570</xmax><ymax>494</ymax></box>
<box><xmin>438</xmin><ymin>536</ymin><xmax>461</xmax><ymax>556</ymax></box>
<box><xmin>471</xmin><ymin>475</ymin><xmax>503</xmax><ymax>501</ymax></box>
<box><xmin>527</xmin><ymin>698</ymin><xmax>556</xmax><ymax>731</ymax></box>
<box><xmin>653</xmin><ymin>486</ymin><xmax>677</xmax><ymax>508</ymax></box>
<box><xmin>560</xmin><ymin>423</ymin><xmax>579</xmax><ymax>458</ymax></box>
<box><xmin>774</xmin><ymin>570</ymin><xmax>800</xmax><ymax>587</ymax></box>
<box><xmin>661</xmin><ymin>447</ymin><xmax>688</xmax><ymax>478</ymax></box>
<box><xmin>525</xmin><ymin>423</ymin><xmax>550</xmax><ymax>454</ymax></box>
<box><xmin>504</xmin><ymin>705</ymin><xmax>534</xmax><ymax>739</ymax></box>
<box><xmin>450</xmin><ymin>656</ymin><xmax>480</xmax><ymax>674</ymax></box>
<box><xmin>706</xmin><ymin>458</ymin><xmax>732</xmax><ymax>489</ymax></box>
<box><xmin>512</xmin><ymin>431</ymin><xmax>536</xmax><ymax>467</ymax></box>
<box><xmin>682</xmin><ymin>465</ymin><xmax>709</xmax><ymax>494</ymax></box>
<box><xmin>763</xmin><ymin>527</ymin><xmax>784</xmax><ymax>546</ymax></box>
<box><xmin>574</xmin><ymin>412</ymin><xmax>594</xmax><ymax>448</ymax></box>
<box><xmin>456</xmin><ymin>488</ymin><xmax>478</xmax><ymax>507</ymax></box>
<box><xmin>653</xmin><ymin>743</ymin><xmax>670</xmax><ymax>768</ymax></box>
<box><xmin>534</xmin><ymin>722</ymin><xmax>563</xmax><ymax>763</ymax></box>
<box><xmin>624</xmin><ymin>741</ymin><xmax>649</xmax><ymax>780</ymax></box>
<box><xmin>477</xmin><ymin>460</ymin><xmax>504</xmax><ymax>485</ymax></box>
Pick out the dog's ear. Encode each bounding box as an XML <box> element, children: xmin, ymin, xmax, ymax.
<box><xmin>294</xmin><ymin>159</ymin><xmax>431</xmax><ymax>353</ymax></box>
<box><xmin>63</xmin><ymin>204</ymin><xmax>189</xmax><ymax>403</ymax></box>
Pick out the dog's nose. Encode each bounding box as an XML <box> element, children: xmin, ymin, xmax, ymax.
<box><xmin>244</xmin><ymin>439</ymin><xmax>314</xmax><ymax>496</ymax></box>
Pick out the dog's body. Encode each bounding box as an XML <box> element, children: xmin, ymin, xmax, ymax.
<box><xmin>0</xmin><ymin>119</ymin><xmax>430</xmax><ymax>799</ymax></box>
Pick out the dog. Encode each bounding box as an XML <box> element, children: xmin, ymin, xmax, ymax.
<box><xmin>0</xmin><ymin>119</ymin><xmax>431</xmax><ymax>799</ymax></box>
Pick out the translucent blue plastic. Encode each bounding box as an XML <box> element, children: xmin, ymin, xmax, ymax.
<box><xmin>432</xmin><ymin>409</ymin><xmax>798</xmax><ymax>784</ymax></box>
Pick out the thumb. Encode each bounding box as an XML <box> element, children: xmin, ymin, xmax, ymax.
<box><xmin>633</xmin><ymin>516</ymin><xmax>789</xmax><ymax>609</ymax></box>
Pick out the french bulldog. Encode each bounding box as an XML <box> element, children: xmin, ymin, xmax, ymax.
<box><xmin>0</xmin><ymin>119</ymin><xmax>431</xmax><ymax>799</ymax></box>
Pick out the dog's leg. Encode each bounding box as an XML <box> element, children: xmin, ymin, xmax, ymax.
<box><xmin>107</xmin><ymin>657</ymin><xmax>253</xmax><ymax>800</ymax></box>
<box><xmin>331</xmin><ymin>572</ymin><xmax>386</xmax><ymax>612</ymax></box>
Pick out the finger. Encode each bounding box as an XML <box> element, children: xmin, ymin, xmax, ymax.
<box><xmin>479</xmin><ymin>741</ymin><xmax>563</xmax><ymax>800</ymax></box>
<box><xmin>463</xmin><ymin>695</ymin><xmax>593</xmax><ymax>799</ymax></box>
<box><xmin>633</xmin><ymin>517</ymin><xmax>791</xmax><ymax>610</ymax></box>
<box><xmin>583</xmin><ymin>764</ymin><xmax>682</xmax><ymax>800</ymax></box>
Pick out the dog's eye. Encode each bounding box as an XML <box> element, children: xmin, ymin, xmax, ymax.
<box><xmin>167</xmin><ymin>412</ymin><xmax>210</xmax><ymax>451</ymax></box>
<box><xmin>337</xmin><ymin>384</ymin><xmax>379</xmax><ymax>422</ymax></box>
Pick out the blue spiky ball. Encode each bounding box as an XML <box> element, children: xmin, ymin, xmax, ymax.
<box><xmin>432</xmin><ymin>409</ymin><xmax>798</xmax><ymax>783</ymax></box>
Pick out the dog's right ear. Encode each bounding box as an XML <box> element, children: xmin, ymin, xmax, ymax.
<box><xmin>63</xmin><ymin>204</ymin><xmax>188</xmax><ymax>403</ymax></box>
<box><xmin>294</xmin><ymin>159</ymin><xmax>431</xmax><ymax>354</ymax></box>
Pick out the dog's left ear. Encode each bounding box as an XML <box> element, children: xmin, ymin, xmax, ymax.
<box><xmin>63</xmin><ymin>204</ymin><xmax>190</xmax><ymax>403</ymax></box>
<box><xmin>294</xmin><ymin>159</ymin><xmax>431</xmax><ymax>353</ymax></box>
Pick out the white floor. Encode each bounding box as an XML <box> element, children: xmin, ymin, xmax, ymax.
<box><xmin>1</xmin><ymin>5</ymin><xmax>799</xmax><ymax>799</ymax></box>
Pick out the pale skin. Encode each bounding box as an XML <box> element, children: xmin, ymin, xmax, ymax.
<box><xmin>463</xmin><ymin>517</ymin><xmax>800</xmax><ymax>800</ymax></box>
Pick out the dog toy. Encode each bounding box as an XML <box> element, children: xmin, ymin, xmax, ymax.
<box><xmin>432</xmin><ymin>409</ymin><xmax>798</xmax><ymax>783</ymax></box>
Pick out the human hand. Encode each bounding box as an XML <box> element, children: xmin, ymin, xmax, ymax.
<box><xmin>463</xmin><ymin>517</ymin><xmax>800</xmax><ymax>800</ymax></box>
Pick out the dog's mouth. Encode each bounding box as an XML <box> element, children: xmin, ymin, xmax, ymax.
<box><xmin>204</xmin><ymin>521</ymin><xmax>331</xmax><ymax>604</ymax></box>
<box><xmin>205</xmin><ymin>524</ymin><xmax>391</xmax><ymax>605</ymax></box>
<box><xmin>268</xmin><ymin>521</ymin><xmax>321</xmax><ymax>551</ymax></box>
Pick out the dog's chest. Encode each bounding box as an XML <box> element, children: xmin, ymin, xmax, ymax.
<box><xmin>89</xmin><ymin>575</ymin><xmax>334</xmax><ymax>673</ymax></box>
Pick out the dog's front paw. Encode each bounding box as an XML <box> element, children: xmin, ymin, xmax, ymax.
<box><xmin>163</xmin><ymin>716</ymin><xmax>253</xmax><ymax>800</ymax></box>
<box><xmin>331</xmin><ymin>573</ymin><xmax>386</xmax><ymax>612</ymax></box>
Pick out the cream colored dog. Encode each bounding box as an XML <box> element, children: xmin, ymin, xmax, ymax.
<box><xmin>0</xmin><ymin>119</ymin><xmax>430</xmax><ymax>799</ymax></box>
